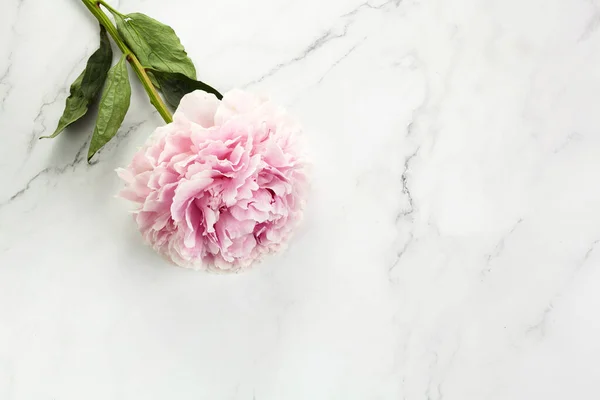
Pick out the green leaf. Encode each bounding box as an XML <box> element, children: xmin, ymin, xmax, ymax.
<box><xmin>148</xmin><ymin>68</ymin><xmax>222</xmax><ymax>109</ymax></box>
<box><xmin>88</xmin><ymin>55</ymin><xmax>131</xmax><ymax>162</ymax></box>
<box><xmin>111</xmin><ymin>12</ymin><xmax>197</xmax><ymax>81</ymax></box>
<box><xmin>42</xmin><ymin>25</ymin><xmax>112</xmax><ymax>139</ymax></box>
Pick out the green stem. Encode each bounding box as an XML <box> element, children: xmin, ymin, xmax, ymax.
<box><xmin>97</xmin><ymin>0</ymin><xmax>122</xmax><ymax>17</ymax></box>
<box><xmin>81</xmin><ymin>0</ymin><xmax>173</xmax><ymax>123</ymax></box>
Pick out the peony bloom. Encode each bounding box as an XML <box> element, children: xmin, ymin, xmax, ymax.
<box><xmin>117</xmin><ymin>89</ymin><xmax>309</xmax><ymax>272</ymax></box>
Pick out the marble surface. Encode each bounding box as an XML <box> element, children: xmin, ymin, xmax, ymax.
<box><xmin>2</xmin><ymin>0</ymin><xmax>600</xmax><ymax>398</ymax></box>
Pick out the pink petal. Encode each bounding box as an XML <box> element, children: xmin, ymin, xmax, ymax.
<box><xmin>174</xmin><ymin>90</ymin><xmax>220</xmax><ymax>128</ymax></box>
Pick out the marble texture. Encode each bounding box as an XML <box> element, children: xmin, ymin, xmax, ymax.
<box><xmin>2</xmin><ymin>0</ymin><xmax>600</xmax><ymax>398</ymax></box>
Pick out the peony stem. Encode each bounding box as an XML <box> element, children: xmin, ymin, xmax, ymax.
<box><xmin>97</xmin><ymin>0</ymin><xmax>122</xmax><ymax>17</ymax></box>
<box><xmin>81</xmin><ymin>0</ymin><xmax>173</xmax><ymax>124</ymax></box>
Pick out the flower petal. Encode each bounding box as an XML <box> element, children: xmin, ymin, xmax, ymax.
<box><xmin>174</xmin><ymin>90</ymin><xmax>220</xmax><ymax>128</ymax></box>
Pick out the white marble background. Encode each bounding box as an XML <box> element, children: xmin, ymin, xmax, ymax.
<box><xmin>2</xmin><ymin>0</ymin><xmax>600</xmax><ymax>398</ymax></box>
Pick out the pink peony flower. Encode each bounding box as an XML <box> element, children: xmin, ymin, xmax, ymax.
<box><xmin>117</xmin><ymin>89</ymin><xmax>309</xmax><ymax>272</ymax></box>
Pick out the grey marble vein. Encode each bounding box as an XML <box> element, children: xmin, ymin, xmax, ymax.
<box><xmin>317</xmin><ymin>40</ymin><xmax>364</xmax><ymax>84</ymax></box>
<box><xmin>1</xmin><ymin>139</ymin><xmax>88</xmax><ymax>208</ymax></box>
<box><xmin>246</xmin><ymin>24</ymin><xmax>353</xmax><ymax>86</ymax></box>
<box><xmin>3</xmin><ymin>0</ymin><xmax>600</xmax><ymax>398</ymax></box>
<box><xmin>0</xmin><ymin>53</ymin><xmax>14</xmax><ymax>111</ymax></box>
<box><xmin>485</xmin><ymin>218</ymin><xmax>524</xmax><ymax>265</ymax></box>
